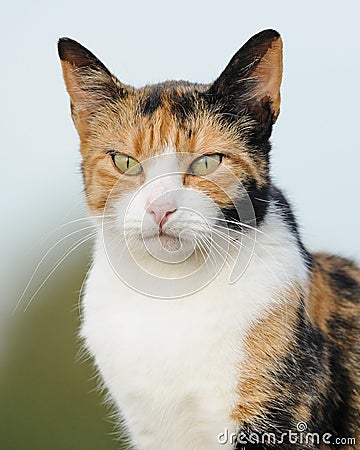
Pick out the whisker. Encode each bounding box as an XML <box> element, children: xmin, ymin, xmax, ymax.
<box><xmin>201</xmin><ymin>236</ymin><xmax>222</xmax><ymax>274</ymax></box>
<box><xmin>22</xmin><ymin>232</ymin><xmax>96</xmax><ymax>313</ymax></box>
<box><xmin>211</xmin><ymin>219</ymin><xmax>280</xmax><ymax>246</ymax></box>
<box><xmin>208</xmin><ymin>216</ymin><xmax>264</xmax><ymax>236</ymax></box>
<box><xmin>202</xmin><ymin>235</ymin><xmax>233</xmax><ymax>271</ymax></box>
<box><xmin>53</xmin><ymin>213</ymin><xmax>116</xmax><ymax>231</ymax></box>
<box><xmin>75</xmin><ymin>260</ymin><xmax>94</xmax><ymax>320</ymax></box>
<box><xmin>13</xmin><ymin>224</ymin><xmax>101</xmax><ymax>315</ymax></box>
<box><xmin>210</xmin><ymin>227</ymin><xmax>304</xmax><ymax>304</ymax></box>
<box><xmin>195</xmin><ymin>239</ymin><xmax>213</xmax><ymax>275</ymax></box>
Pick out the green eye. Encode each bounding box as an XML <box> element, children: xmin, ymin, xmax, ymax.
<box><xmin>112</xmin><ymin>153</ymin><xmax>143</xmax><ymax>175</ymax></box>
<box><xmin>189</xmin><ymin>154</ymin><xmax>222</xmax><ymax>176</ymax></box>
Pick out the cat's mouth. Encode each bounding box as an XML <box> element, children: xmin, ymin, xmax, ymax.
<box><xmin>123</xmin><ymin>222</ymin><xmax>201</xmax><ymax>259</ymax></box>
<box><xmin>156</xmin><ymin>230</ymin><xmax>182</xmax><ymax>251</ymax></box>
<box><xmin>141</xmin><ymin>228</ymin><xmax>195</xmax><ymax>254</ymax></box>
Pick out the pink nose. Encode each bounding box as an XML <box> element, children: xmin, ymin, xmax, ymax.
<box><xmin>147</xmin><ymin>203</ymin><xmax>177</xmax><ymax>227</ymax></box>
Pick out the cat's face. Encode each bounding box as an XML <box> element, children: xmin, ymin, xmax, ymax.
<box><xmin>58</xmin><ymin>30</ymin><xmax>282</xmax><ymax>265</ymax></box>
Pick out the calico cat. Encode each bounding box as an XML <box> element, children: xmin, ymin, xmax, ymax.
<box><xmin>58</xmin><ymin>30</ymin><xmax>360</xmax><ymax>449</ymax></box>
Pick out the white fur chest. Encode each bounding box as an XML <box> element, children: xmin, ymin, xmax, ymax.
<box><xmin>82</xmin><ymin>258</ymin><xmax>243</xmax><ymax>450</ymax></box>
<box><xmin>81</xmin><ymin>214</ymin><xmax>307</xmax><ymax>450</ymax></box>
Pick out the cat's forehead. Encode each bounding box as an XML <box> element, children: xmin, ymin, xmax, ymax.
<box><xmin>94</xmin><ymin>83</ymin><xmax>248</xmax><ymax>160</ymax></box>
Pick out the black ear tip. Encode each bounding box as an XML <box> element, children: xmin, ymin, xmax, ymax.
<box><xmin>57</xmin><ymin>37</ymin><xmax>66</xmax><ymax>59</ymax></box>
<box><xmin>58</xmin><ymin>37</ymin><xmax>81</xmax><ymax>59</ymax></box>
<box><xmin>262</xmin><ymin>29</ymin><xmax>280</xmax><ymax>38</ymax></box>
<box><xmin>57</xmin><ymin>37</ymin><xmax>94</xmax><ymax>62</ymax></box>
<box><xmin>57</xmin><ymin>38</ymin><xmax>111</xmax><ymax>74</ymax></box>
<box><xmin>254</xmin><ymin>29</ymin><xmax>281</xmax><ymax>43</ymax></box>
<box><xmin>57</xmin><ymin>37</ymin><xmax>102</xmax><ymax>70</ymax></box>
<box><xmin>240</xmin><ymin>29</ymin><xmax>282</xmax><ymax>56</ymax></box>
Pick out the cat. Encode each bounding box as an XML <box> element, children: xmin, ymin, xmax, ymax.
<box><xmin>58</xmin><ymin>29</ymin><xmax>360</xmax><ymax>450</ymax></box>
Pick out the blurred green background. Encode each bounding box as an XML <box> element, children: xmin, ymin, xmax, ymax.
<box><xmin>0</xmin><ymin>248</ymin><xmax>127</xmax><ymax>450</ymax></box>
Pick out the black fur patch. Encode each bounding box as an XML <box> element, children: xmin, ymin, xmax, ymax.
<box><xmin>141</xmin><ymin>86</ymin><xmax>163</xmax><ymax>115</ymax></box>
<box><xmin>318</xmin><ymin>313</ymin><xmax>360</xmax><ymax>442</ymax></box>
<box><xmin>277</xmin><ymin>311</ymin><xmax>327</xmax><ymax>394</ymax></box>
<box><xmin>169</xmin><ymin>90</ymin><xmax>199</xmax><ymax>123</ymax></box>
<box><xmin>219</xmin><ymin>180</ymin><xmax>269</xmax><ymax>236</ymax></box>
<box><xmin>328</xmin><ymin>269</ymin><xmax>360</xmax><ymax>303</ymax></box>
<box><xmin>319</xmin><ymin>328</ymin><xmax>350</xmax><ymax>438</ymax></box>
<box><xmin>269</xmin><ymin>185</ymin><xmax>312</xmax><ymax>267</ymax></box>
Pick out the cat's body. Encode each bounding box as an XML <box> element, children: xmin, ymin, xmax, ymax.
<box><xmin>58</xmin><ymin>30</ymin><xmax>360</xmax><ymax>449</ymax></box>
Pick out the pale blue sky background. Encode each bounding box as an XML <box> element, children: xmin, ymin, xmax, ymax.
<box><xmin>1</xmin><ymin>0</ymin><xmax>360</xmax><ymax>314</ymax></box>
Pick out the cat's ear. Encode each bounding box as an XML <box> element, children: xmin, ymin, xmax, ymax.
<box><xmin>58</xmin><ymin>38</ymin><xmax>129</xmax><ymax>140</ymax></box>
<box><xmin>208</xmin><ymin>29</ymin><xmax>283</xmax><ymax>140</ymax></box>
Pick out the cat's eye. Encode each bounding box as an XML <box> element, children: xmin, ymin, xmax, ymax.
<box><xmin>112</xmin><ymin>153</ymin><xmax>143</xmax><ymax>175</ymax></box>
<box><xmin>189</xmin><ymin>154</ymin><xmax>223</xmax><ymax>176</ymax></box>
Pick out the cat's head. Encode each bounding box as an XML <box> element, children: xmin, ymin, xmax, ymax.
<box><xmin>58</xmin><ymin>30</ymin><xmax>282</xmax><ymax>273</ymax></box>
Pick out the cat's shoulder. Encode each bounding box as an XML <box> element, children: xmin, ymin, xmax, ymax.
<box><xmin>312</xmin><ymin>252</ymin><xmax>360</xmax><ymax>301</ymax></box>
<box><xmin>307</xmin><ymin>252</ymin><xmax>360</xmax><ymax>335</ymax></box>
